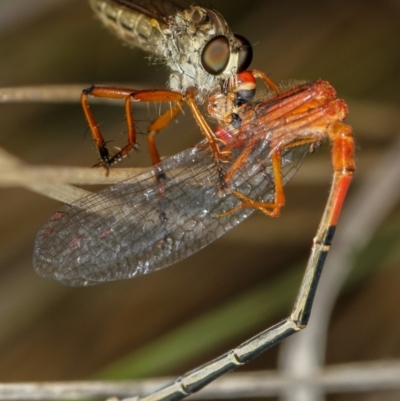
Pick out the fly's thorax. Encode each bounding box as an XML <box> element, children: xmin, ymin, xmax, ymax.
<box><xmin>167</xmin><ymin>6</ymin><xmax>246</xmax><ymax>99</ymax></box>
<box><xmin>88</xmin><ymin>0</ymin><xmax>167</xmax><ymax>56</ymax></box>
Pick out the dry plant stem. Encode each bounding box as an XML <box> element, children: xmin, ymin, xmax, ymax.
<box><xmin>1</xmin><ymin>361</ymin><xmax>400</xmax><ymax>400</ymax></box>
<box><xmin>0</xmin><ymin>85</ymin><xmax>144</xmax><ymax>104</ymax></box>
<box><xmin>279</xmin><ymin>134</ymin><xmax>400</xmax><ymax>401</ymax></box>
<box><xmin>0</xmin><ymin>147</ymin><xmax>147</xmax><ymax>203</ymax></box>
<box><xmin>0</xmin><ymin>86</ymin><xmax>85</xmax><ymax>103</ymax></box>
<box><xmin>0</xmin><ymin>145</ymin><xmax>332</xmax><ymax>203</ymax></box>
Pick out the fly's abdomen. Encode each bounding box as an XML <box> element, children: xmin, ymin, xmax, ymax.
<box><xmin>88</xmin><ymin>0</ymin><xmax>166</xmax><ymax>56</ymax></box>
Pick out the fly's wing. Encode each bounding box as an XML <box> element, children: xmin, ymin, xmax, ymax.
<box><xmin>106</xmin><ymin>0</ymin><xmax>191</xmax><ymax>23</ymax></box>
<box><xmin>33</xmin><ymin>138</ymin><xmax>308</xmax><ymax>286</ymax></box>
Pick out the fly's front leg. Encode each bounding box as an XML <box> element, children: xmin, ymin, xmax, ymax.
<box><xmin>184</xmin><ymin>88</ymin><xmax>233</xmax><ymax>193</ymax></box>
<box><xmin>81</xmin><ymin>86</ymin><xmax>183</xmax><ymax>167</ymax></box>
<box><xmin>185</xmin><ymin>89</ymin><xmax>230</xmax><ymax>164</ymax></box>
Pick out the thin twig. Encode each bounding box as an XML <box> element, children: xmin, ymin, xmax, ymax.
<box><xmin>0</xmin><ymin>142</ymin><xmax>338</xmax><ymax>203</ymax></box>
<box><xmin>0</xmin><ymin>147</ymin><xmax>146</xmax><ymax>203</ymax></box>
<box><xmin>0</xmin><ymin>85</ymin><xmax>144</xmax><ymax>104</ymax></box>
<box><xmin>0</xmin><ymin>85</ymin><xmax>85</xmax><ymax>103</ymax></box>
<box><xmin>1</xmin><ymin>361</ymin><xmax>400</xmax><ymax>400</ymax></box>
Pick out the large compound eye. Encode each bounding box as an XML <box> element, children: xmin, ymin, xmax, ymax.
<box><xmin>201</xmin><ymin>35</ymin><xmax>230</xmax><ymax>75</ymax></box>
<box><xmin>235</xmin><ymin>34</ymin><xmax>253</xmax><ymax>72</ymax></box>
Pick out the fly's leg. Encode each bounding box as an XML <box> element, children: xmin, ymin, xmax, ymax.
<box><xmin>182</xmin><ymin>88</ymin><xmax>235</xmax><ymax>192</ymax></box>
<box><xmin>147</xmin><ymin>101</ymin><xmax>184</xmax><ymax>166</ymax></box>
<box><xmin>185</xmin><ymin>88</ymin><xmax>231</xmax><ymax>164</ymax></box>
<box><xmin>81</xmin><ymin>86</ymin><xmax>226</xmax><ymax>172</ymax></box>
<box><xmin>81</xmin><ymin>86</ymin><xmax>184</xmax><ymax>167</ymax></box>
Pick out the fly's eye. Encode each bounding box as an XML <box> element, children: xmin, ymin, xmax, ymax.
<box><xmin>201</xmin><ymin>35</ymin><xmax>230</xmax><ymax>75</ymax></box>
<box><xmin>235</xmin><ymin>34</ymin><xmax>253</xmax><ymax>72</ymax></box>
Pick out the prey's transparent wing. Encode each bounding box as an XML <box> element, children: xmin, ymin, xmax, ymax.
<box><xmin>33</xmin><ymin>139</ymin><xmax>308</xmax><ymax>286</ymax></box>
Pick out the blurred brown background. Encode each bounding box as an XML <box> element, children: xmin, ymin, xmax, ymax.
<box><xmin>0</xmin><ymin>1</ymin><xmax>400</xmax><ymax>400</ymax></box>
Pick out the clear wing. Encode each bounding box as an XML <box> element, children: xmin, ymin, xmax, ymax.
<box><xmin>105</xmin><ymin>0</ymin><xmax>192</xmax><ymax>22</ymax></box>
<box><xmin>33</xmin><ymin>138</ymin><xmax>308</xmax><ymax>286</ymax></box>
